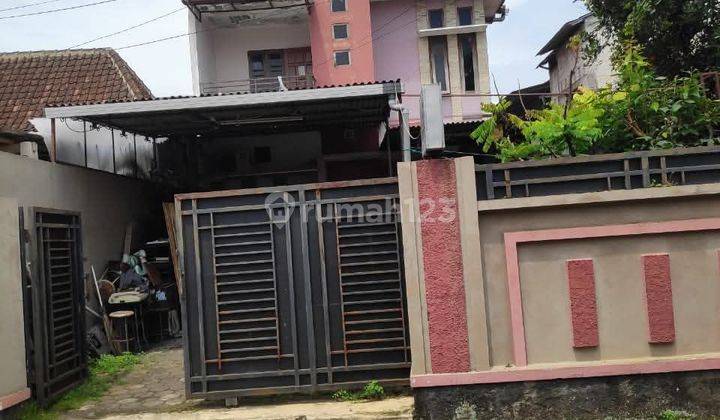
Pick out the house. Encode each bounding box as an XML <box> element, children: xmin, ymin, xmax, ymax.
<box><xmin>537</xmin><ymin>13</ymin><xmax>615</xmax><ymax>102</ymax></box>
<box><xmin>11</xmin><ymin>0</ymin><xmax>510</xmax><ymax>405</ymax></box>
<box><xmin>185</xmin><ymin>0</ymin><xmax>507</xmax><ymax>126</ymax></box>
<box><xmin>0</xmin><ymin>49</ymin><xmax>153</xmax><ymax>160</ymax></box>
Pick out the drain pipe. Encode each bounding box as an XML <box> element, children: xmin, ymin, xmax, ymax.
<box><xmin>389</xmin><ymin>99</ymin><xmax>411</xmax><ymax>162</ymax></box>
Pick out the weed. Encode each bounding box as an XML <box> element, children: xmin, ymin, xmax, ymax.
<box><xmin>331</xmin><ymin>389</ymin><xmax>356</xmax><ymax>402</ymax></box>
<box><xmin>657</xmin><ymin>409</ymin><xmax>696</xmax><ymax>420</ymax></box>
<box><xmin>17</xmin><ymin>352</ymin><xmax>142</xmax><ymax>420</ymax></box>
<box><xmin>331</xmin><ymin>380</ymin><xmax>385</xmax><ymax>402</ymax></box>
<box><xmin>359</xmin><ymin>380</ymin><xmax>385</xmax><ymax>400</ymax></box>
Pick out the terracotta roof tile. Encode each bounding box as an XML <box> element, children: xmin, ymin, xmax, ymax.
<box><xmin>0</xmin><ymin>48</ymin><xmax>153</xmax><ymax>132</ymax></box>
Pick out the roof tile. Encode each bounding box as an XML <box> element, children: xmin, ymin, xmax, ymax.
<box><xmin>0</xmin><ymin>48</ymin><xmax>153</xmax><ymax>132</ymax></box>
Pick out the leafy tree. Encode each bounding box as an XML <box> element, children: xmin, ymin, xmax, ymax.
<box><xmin>582</xmin><ymin>0</ymin><xmax>720</xmax><ymax>76</ymax></box>
<box><xmin>472</xmin><ymin>45</ymin><xmax>720</xmax><ymax>162</ymax></box>
<box><xmin>595</xmin><ymin>45</ymin><xmax>720</xmax><ymax>150</ymax></box>
<box><xmin>472</xmin><ymin>89</ymin><xmax>606</xmax><ymax>162</ymax></box>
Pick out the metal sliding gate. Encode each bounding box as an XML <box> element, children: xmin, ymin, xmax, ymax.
<box><xmin>26</xmin><ymin>209</ymin><xmax>87</xmax><ymax>407</ymax></box>
<box><xmin>177</xmin><ymin>178</ymin><xmax>410</xmax><ymax>399</ymax></box>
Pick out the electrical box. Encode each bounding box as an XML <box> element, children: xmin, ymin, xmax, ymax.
<box><xmin>420</xmin><ymin>84</ymin><xmax>445</xmax><ymax>157</ymax></box>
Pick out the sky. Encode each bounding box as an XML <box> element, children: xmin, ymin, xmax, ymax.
<box><xmin>0</xmin><ymin>0</ymin><xmax>588</xmax><ymax>97</ymax></box>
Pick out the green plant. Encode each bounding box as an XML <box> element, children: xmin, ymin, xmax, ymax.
<box><xmin>596</xmin><ymin>44</ymin><xmax>720</xmax><ymax>152</ymax></box>
<box><xmin>18</xmin><ymin>352</ymin><xmax>142</xmax><ymax>420</ymax></box>
<box><xmin>657</xmin><ymin>409</ymin><xmax>696</xmax><ymax>420</ymax></box>
<box><xmin>471</xmin><ymin>45</ymin><xmax>720</xmax><ymax>162</ymax></box>
<box><xmin>331</xmin><ymin>389</ymin><xmax>356</xmax><ymax>402</ymax></box>
<box><xmin>330</xmin><ymin>380</ymin><xmax>385</xmax><ymax>402</ymax></box>
<box><xmin>359</xmin><ymin>380</ymin><xmax>385</xmax><ymax>400</ymax></box>
<box><xmin>583</xmin><ymin>0</ymin><xmax>720</xmax><ymax>77</ymax></box>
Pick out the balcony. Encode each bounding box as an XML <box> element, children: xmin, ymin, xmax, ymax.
<box><xmin>200</xmin><ymin>75</ymin><xmax>315</xmax><ymax>95</ymax></box>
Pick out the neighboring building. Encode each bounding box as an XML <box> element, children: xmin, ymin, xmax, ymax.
<box><xmin>537</xmin><ymin>13</ymin><xmax>615</xmax><ymax>102</ymax></box>
<box><xmin>0</xmin><ymin>49</ymin><xmax>153</xmax><ymax>159</ymax></box>
<box><xmin>184</xmin><ymin>0</ymin><xmax>507</xmax><ymax>125</ymax></box>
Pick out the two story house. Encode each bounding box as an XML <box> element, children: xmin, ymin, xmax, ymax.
<box><xmin>185</xmin><ymin>0</ymin><xmax>507</xmax><ymax>125</ymax></box>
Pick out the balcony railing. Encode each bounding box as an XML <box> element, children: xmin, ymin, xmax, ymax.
<box><xmin>200</xmin><ymin>75</ymin><xmax>315</xmax><ymax>95</ymax></box>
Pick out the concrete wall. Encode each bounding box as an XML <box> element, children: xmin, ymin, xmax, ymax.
<box><xmin>0</xmin><ymin>198</ymin><xmax>30</xmax><ymax>411</ymax></box>
<box><xmin>399</xmin><ymin>156</ymin><xmax>720</xmax><ymax>392</ymax></box>
<box><xmin>0</xmin><ymin>151</ymin><xmax>156</xmax><ymax>280</ymax></box>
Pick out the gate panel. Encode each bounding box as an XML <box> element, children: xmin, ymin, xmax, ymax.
<box><xmin>178</xmin><ymin>178</ymin><xmax>410</xmax><ymax>399</ymax></box>
<box><xmin>29</xmin><ymin>209</ymin><xmax>86</xmax><ymax>407</ymax></box>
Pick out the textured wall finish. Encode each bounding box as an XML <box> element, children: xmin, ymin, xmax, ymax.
<box><xmin>642</xmin><ymin>254</ymin><xmax>676</xmax><ymax>343</ymax></box>
<box><xmin>416</xmin><ymin>159</ymin><xmax>470</xmax><ymax>373</ymax></box>
<box><xmin>567</xmin><ymin>259</ymin><xmax>599</xmax><ymax>348</ymax></box>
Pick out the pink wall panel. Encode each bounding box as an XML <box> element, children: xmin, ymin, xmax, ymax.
<box><xmin>309</xmin><ymin>0</ymin><xmax>375</xmax><ymax>86</ymax></box>
<box><xmin>567</xmin><ymin>259</ymin><xmax>599</xmax><ymax>348</ymax></box>
<box><xmin>642</xmin><ymin>254</ymin><xmax>676</xmax><ymax>344</ymax></box>
<box><xmin>416</xmin><ymin>159</ymin><xmax>470</xmax><ymax>373</ymax></box>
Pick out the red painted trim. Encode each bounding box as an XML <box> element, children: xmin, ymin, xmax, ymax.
<box><xmin>0</xmin><ymin>388</ymin><xmax>31</xmax><ymax>411</ymax></box>
<box><xmin>567</xmin><ymin>259</ymin><xmax>599</xmax><ymax>348</ymax></box>
<box><xmin>411</xmin><ymin>355</ymin><xmax>720</xmax><ymax>388</ymax></box>
<box><xmin>642</xmin><ymin>254</ymin><xmax>675</xmax><ymax>343</ymax></box>
<box><xmin>416</xmin><ymin>160</ymin><xmax>470</xmax><ymax>373</ymax></box>
<box><xmin>504</xmin><ymin>217</ymin><xmax>720</xmax><ymax>367</ymax></box>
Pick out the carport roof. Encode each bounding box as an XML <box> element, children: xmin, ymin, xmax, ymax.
<box><xmin>44</xmin><ymin>80</ymin><xmax>403</xmax><ymax>138</ymax></box>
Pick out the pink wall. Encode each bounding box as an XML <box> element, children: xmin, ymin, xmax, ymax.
<box><xmin>370</xmin><ymin>0</ymin><xmax>421</xmax><ymax>123</ymax></box>
<box><xmin>310</xmin><ymin>0</ymin><xmax>375</xmax><ymax>86</ymax></box>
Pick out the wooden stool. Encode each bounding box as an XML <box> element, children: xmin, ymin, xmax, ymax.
<box><xmin>109</xmin><ymin>310</ymin><xmax>138</xmax><ymax>353</ymax></box>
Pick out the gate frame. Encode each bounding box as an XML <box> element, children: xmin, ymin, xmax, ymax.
<box><xmin>174</xmin><ymin>177</ymin><xmax>411</xmax><ymax>400</ymax></box>
<box><xmin>27</xmin><ymin>207</ymin><xmax>87</xmax><ymax>407</ymax></box>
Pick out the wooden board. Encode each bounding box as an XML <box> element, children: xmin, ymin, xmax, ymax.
<box><xmin>163</xmin><ymin>202</ymin><xmax>183</xmax><ymax>297</ymax></box>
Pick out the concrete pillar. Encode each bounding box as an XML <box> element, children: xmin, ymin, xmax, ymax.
<box><xmin>398</xmin><ymin>157</ymin><xmax>490</xmax><ymax>376</ymax></box>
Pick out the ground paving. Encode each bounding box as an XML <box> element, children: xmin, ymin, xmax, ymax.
<box><xmin>63</xmin><ymin>342</ymin><xmax>413</xmax><ymax>419</ymax></box>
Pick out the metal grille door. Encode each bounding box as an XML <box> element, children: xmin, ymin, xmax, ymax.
<box><xmin>178</xmin><ymin>178</ymin><xmax>410</xmax><ymax>399</ymax></box>
<box><xmin>29</xmin><ymin>209</ymin><xmax>87</xmax><ymax>407</ymax></box>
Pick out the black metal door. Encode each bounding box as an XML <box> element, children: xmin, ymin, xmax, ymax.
<box><xmin>178</xmin><ymin>178</ymin><xmax>410</xmax><ymax>399</ymax></box>
<box><xmin>28</xmin><ymin>209</ymin><xmax>87</xmax><ymax>407</ymax></box>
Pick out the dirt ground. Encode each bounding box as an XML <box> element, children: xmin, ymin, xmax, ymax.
<box><xmin>62</xmin><ymin>342</ymin><xmax>413</xmax><ymax>420</ymax></box>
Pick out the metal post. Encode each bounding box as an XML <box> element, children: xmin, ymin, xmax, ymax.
<box><xmin>111</xmin><ymin>130</ymin><xmax>117</xmax><ymax>174</ymax></box>
<box><xmin>152</xmin><ymin>138</ymin><xmax>157</xmax><ymax>172</ymax></box>
<box><xmin>401</xmin><ymin>109</ymin><xmax>411</xmax><ymax>162</ymax></box>
<box><xmin>83</xmin><ymin>121</ymin><xmax>88</xmax><ymax>167</ymax></box>
<box><xmin>133</xmin><ymin>135</ymin><xmax>138</xmax><ymax>178</ymax></box>
<box><xmin>50</xmin><ymin>118</ymin><xmax>57</xmax><ymax>163</ymax></box>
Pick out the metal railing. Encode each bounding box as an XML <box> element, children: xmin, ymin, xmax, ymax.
<box><xmin>200</xmin><ymin>75</ymin><xmax>315</xmax><ymax>95</ymax></box>
<box><xmin>475</xmin><ymin>146</ymin><xmax>720</xmax><ymax>200</ymax></box>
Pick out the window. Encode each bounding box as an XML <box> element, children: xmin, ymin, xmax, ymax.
<box><xmin>458</xmin><ymin>34</ymin><xmax>476</xmax><ymax>91</ymax></box>
<box><xmin>333</xmin><ymin>23</ymin><xmax>349</xmax><ymax>40</ymax></box>
<box><xmin>429</xmin><ymin>37</ymin><xmax>449</xmax><ymax>91</ymax></box>
<box><xmin>248</xmin><ymin>50</ymin><xmax>284</xmax><ymax>78</ymax></box>
<box><xmin>428</xmin><ymin>9</ymin><xmax>444</xmax><ymax>28</ymax></box>
<box><xmin>331</xmin><ymin>0</ymin><xmax>346</xmax><ymax>12</ymax></box>
<box><xmin>458</xmin><ymin>7</ymin><xmax>473</xmax><ymax>26</ymax></box>
<box><xmin>253</xmin><ymin>146</ymin><xmax>272</xmax><ymax>164</ymax></box>
<box><xmin>334</xmin><ymin>50</ymin><xmax>350</xmax><ymax>66</ymax></box>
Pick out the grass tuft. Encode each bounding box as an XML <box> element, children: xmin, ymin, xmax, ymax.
<box><xmin>331</xmin><ymin>380</ymin><xmax>385</xmax><ymax>402</ymax></box>
<box><xmin>17</xmin><ymin>352</ymin><xmax>142</xmax><ymax>420</ymax></box>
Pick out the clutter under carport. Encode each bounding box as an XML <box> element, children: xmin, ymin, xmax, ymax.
<box><xmin>87</xmin><ymin>217</ymin><xmax>182</xmax><ymax>357</ymax></box>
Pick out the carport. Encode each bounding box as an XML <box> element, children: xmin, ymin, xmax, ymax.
<box><xmin>45</xmin><ymin>81</ymin><xmax>407</xmax><ymax>192</ymax></box>
<box><xmin>43</xmin><ymin>80</ymin><xmax>413</xmax><ymax>402</ymax></box>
